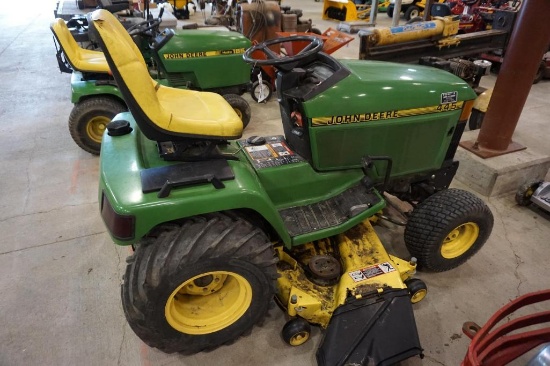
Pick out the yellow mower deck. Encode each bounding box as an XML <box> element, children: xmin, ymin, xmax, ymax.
<box><xmin>276</xmin><ymin>219</ymin><xmax>417</xmax><ymax>328</ymax></box>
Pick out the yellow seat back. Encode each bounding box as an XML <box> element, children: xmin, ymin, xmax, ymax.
<box><xmin>90</xmin><ymin>9</ymin><xmax>243</xmax><ymax>140</ymax></box>
<box><xmin>50</xmin><ymin>18</ymin><xmax>109</xmax><ymax>73</ymax></box>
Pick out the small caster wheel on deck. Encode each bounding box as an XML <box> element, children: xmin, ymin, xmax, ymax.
<box><xmin>282</xmin><ymin>318</ymin><xmax>311</xmax><ymax>346</ymax></box>
<box><xmin>405</xmin><ymin>278</ymin><xmax>427</xmax><ymax>304</ymax></box>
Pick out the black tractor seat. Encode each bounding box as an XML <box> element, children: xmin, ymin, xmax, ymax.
<box><xmin>88</xmin><ymin>9</ymin><xmax>243</xmax><ymax>145</ymax></box>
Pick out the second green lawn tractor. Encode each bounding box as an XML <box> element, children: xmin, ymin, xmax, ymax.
<box><xmin>91</xmin><ymin>8</ymin><xmax>494</xmax><ymax>365</ymax></box>
<box><xmin>51</xmin><ymin>12</ymin><xmax>252</xmax><ymax>155</ymax></box>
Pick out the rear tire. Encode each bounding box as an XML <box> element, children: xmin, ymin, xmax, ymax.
<box><xmin>223</xmin><ymin>94</ymin><xmax>251</xmax><ymax>129</ymax></box>
<box><xmin>122</xmin><ymin>213</ymin><xmax>277</xmax><ymax>354</ymax></box>
<box><xmin>404</xmin><ymin>189</ymin><xmax>493</xmax><ymax>272</ymax></box>
<box><xmin>68</xmin><ymin>97</ymin><xmax>126</xmax><ymax>155</ymax></box>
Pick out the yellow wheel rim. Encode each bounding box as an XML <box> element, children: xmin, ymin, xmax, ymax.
<box><xmin>411</xmin><ymin>289</ymin><xmax>427</xmax><ymax>304</ymax></box>
<box><xmin>86</xmin><ymin>116</ymin><xmax>110</xmax><ymax>143</ymax></box>
<box><xmin>441</xmin><ymin>222</ymin><xmax>479</xmax><ymax>259</ymax></box>
<box><xmin>233</xmin><ymin>107</ymin><xmax>243</xmax><ymax>120</ymax></box>
<box><xmin>290</xmin><ymin>331</ymin><xmax>310</xmax><ymax>346</ymax></box>
<box><xmin>165</xmin><ymin>271</ymin><xmax>252</xmax><ymax>335</ymax></box>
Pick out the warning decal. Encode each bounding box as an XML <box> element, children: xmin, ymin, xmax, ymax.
<box><xmin>348</xmin><ymin>262</ymin><xmax>396</xmax><ymax>283</ymax></box>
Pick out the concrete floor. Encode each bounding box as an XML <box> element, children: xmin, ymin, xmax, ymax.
<box><xmin>1</xmin><ymin>1</ymin><xmax>549</xmax><ymax>365</ymax></box>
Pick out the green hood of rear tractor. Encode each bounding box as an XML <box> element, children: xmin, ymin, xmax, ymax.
<box><xmin>157</xmin><ymin>29</ymin><xmax>252</xmax><ymax>89</ymax></box>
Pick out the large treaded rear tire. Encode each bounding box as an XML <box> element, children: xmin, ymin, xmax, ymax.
<box><xmin>122</xmin><ymin>213</ymin><xmax>277</xmax><ymax>354</ymax></box>
<box><xmin>404</xmin><ymin>189</ymin><xmax>493</xmax><ymax>272</ymax></box>
<box><xmin>68</xmin><ymin>97</ymin><xmax>126</xmax><ymax>155</ymax></box>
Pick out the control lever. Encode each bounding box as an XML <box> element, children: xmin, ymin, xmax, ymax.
<box><xmin>361</xmin><ymin>156</ymin><xmax>393</xmax><ymax>194</ymax></box>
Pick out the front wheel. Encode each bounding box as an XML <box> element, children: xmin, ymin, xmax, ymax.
<box><xmin>404</xmin><ymin>5</ymin><xmax>420</xmax><ymax>20</ymax></box>
<box><xmin>404</xmin><ymin>189</ymin><xmax>493</xmax><ymax>272</ymax></box>
<box><xmin>223</xmin><ymin>94</ymin><xmax>251</xmax><ymax>129</ymax></box>
<box><xmin>387</xmin><ymin>4</ymin><xmax>394</xmax><ymax>17</ymax></box>
<box><xmin>122</xmin><ymin>213</ymin><xmax>277</xmax><ymax>354</ymax></box>
<box><xmin>68</xmin><ymin>97</ymin><xmax>127</xmax><ymax>155</ymax></box>
<box><xmin>515</xmin><ymin>181</ymin><xmax>542</xmax><ymax>206</ymax></box>
<box><xmin>282</xmin><ymin>318</ymin><xmax>311</xmax><ymax>346</ymax></box>
<box><xmin>250</xmin><ymin>80</ymin><xmax>273</xmax><ymax>103</ymax></box>
<box><xmin>405</xmin><ymin>278</ymin><xmax>427</xmax><ymax>304</ymax></box>
<box><xmin>468</xmin><ymin>108</ymin><xmax>485</xmax><ymax>130</ymax></box>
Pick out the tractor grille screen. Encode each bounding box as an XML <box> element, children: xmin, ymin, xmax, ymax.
<box><xmin>310</xmin><ymin>113</ymin><xmax>457</xmax><ymax>177</ymax></box>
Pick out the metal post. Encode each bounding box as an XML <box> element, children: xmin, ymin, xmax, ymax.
<box><xmin>460</xmin><ymin>0</ymin><xmax>550</xmax><ymax>158</ymax></box>
<box><xmin>392</xmin><ymin>0</ymin><xmax>402</xmax><ymax>27</ymax></box>
<box><xmin>422</xmin><ymin>0</ymin><xmax>433</xmax><ymax>21</ymax></box>
<box><xmin>369</xmin><ymin>0</ymin><xmax>379</xmax><ymax>26</ymax></box>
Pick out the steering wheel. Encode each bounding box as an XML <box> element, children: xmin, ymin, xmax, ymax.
<box><xmin>127</xmin><ymin>7</ymin><xmax>164</xmax><ymax>37</ymax></box>
<box><xmin>243</xmin><ymin>35</ymin><xmax>324</xmax><ymax>69</ymax></box>
<box><xmin>127</xmin><ymin>17</ymin><xmax>162</xmax><ymax>36</ymax></box>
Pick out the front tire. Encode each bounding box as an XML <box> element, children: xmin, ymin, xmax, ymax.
<box><xmin>404</xmin><ymin>5</ymin><xmax>420</xmax><ymax>20</ymax></box>
<box><xmin>387</xmin><ymin>4</ymin><xmax>394</xmax><ymax>17</ymax></box>
<box><xmin>468</xmin><ymin>108</ymin><xmax>485</xmax><ymax>130</ymax></box>
<box><xmin>515</xmin><ymin>181</ymin><xmax>542</xmax><ymax>206</ymax></box>
<box><xmin>250</xmin><ymin>80</ymin><xmax>273</xmax><ymax>103</ymax></box>
<box><xmin>223</xmin><ymin>94</ymin><xmax>251</xmax><ymax>129</ymax></box>
<box><xmin>282</xmin><ymin>318</ymin><xmax>311</xmax><ymax>346</ymax></box>
<box><xmin>122</xmin><ymin>213</ymin><xmax>277</xmax><ymax>354</ymax></box>
<box><xmin>68</xmin><ymin>97</ymin><xmax>126</xmax><ymax>155</ymax></box>
<box><xmin>405</xmin><ymin>278</ymin><xmax>427</xmax><ymax>304</ymax></box>
<box><xmin>404</xmin><ymin>189</ymin><xmax>493</xmax><ymax>272</ymax></box>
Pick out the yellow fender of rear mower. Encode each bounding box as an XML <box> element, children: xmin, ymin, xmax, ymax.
<box><xmin>323</xmin><ymin>0</ymin><xmax>368</xmax><ymax>22</ymax></box>
<box><xmin>275</xmin><ymin>219</ymin><xmax>418</xmax><ymax>328</ymax></box>
<box><xmin>473</xmin><ymin>87</ymin><xmax>493</xmax><ymax>113</ymax></box>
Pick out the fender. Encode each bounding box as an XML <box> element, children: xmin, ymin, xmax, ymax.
<box><xmin>472</xmin><ymin>87</ymin><xmax>493</xmax><ymax>113</ymax></box>
<box><xmin>99</xmin><ymin>113</ymin><xmax>290</xmax><ymax>246</ymax></box>
<box><xmin>70</xmin><ymin>71</ymin><xmax>122</xmax><ymax>104</ymax></box>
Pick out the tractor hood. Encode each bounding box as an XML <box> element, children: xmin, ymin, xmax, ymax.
<box><xmin>155</xmin><ymin>29</ymin><xmax>252</xmax><ymax>89</ymax></box>
<box><xmin>160</xmin><ymin>29</ymin><xmax>252</xmax><ymax>58</ymax></box>
<box><xmin>303</xmin><ymin>59</ymin><xmax>477</xmax><ymax>118</ymax></box>
<box><xmin>282</xmin><ymin>58</ymin><xmax>477</xmax><ymax>174</ymax></box>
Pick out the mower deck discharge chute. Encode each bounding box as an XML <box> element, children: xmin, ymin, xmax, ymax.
<box><xmin>91</xmin><ymin>8</ymin><xmax>494</xmax><ymax>365</ymax></box>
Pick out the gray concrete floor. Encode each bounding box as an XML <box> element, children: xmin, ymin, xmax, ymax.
<box><xmin>1</xmin><ymin>1</ymin><xmax>549</xmax><ymax>365</ymax></box>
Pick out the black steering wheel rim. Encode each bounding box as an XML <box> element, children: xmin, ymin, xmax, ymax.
<box><xmin>243</xmin><ymin>35</ymin><xmax>324</xmax><ymax>67</ymax></box>
<box><xmin>127</xmin><ymin>18</ymin><xmax>161</xmax><ymax>36</ymax></box>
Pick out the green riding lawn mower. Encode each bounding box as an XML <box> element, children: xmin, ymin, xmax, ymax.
<box><xmin>91</xmin><ymin>8</ymin><xmax>494</xmax><ymax>365</ymax></box>
<box><xmin>51</xmin><ymin>9</ymin><xmax>253</xmax><ymax>155</ymax></box>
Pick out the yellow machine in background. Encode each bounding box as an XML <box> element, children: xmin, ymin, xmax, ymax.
<box><xmin>323</xmin><ymin>0</ymin><xmax>390</xmax><ymax>22</ymax></box>
<box><xmin>365</xmin><ymin>15</ymin><xmax>460</xmax><ymax>47</ymax></box>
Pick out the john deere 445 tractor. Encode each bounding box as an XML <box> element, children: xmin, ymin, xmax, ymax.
<box><xmin>51</xmin><ymin>10</ymin><xmax>252</xmax><ymax>155</ymax></box>
<box><xmin>92</xmin><ymin>9</ymin><xmax>493</xmax><ymax>365</ymax></box>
